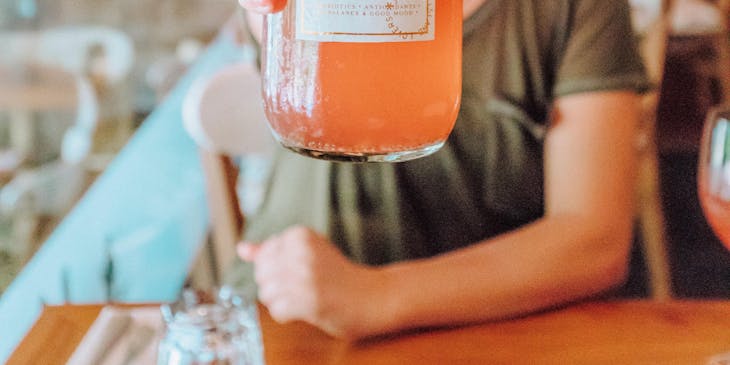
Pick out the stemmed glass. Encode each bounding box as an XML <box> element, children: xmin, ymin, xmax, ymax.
<box><xmin>698</xmin><ymin>105</ymin><xmax>730</xmax><ymax>251</ymax></box>
<box><xmin>698</xmin><ymin>105</ymin><xmax>730</xmax><ymax>365</ymax></box>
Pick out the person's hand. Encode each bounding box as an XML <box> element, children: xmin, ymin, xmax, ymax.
<box><xmin>238</xmin><ymin>0</ymin><xmax>287</xmax><ymax>13</ymax></box>
<box><xmin>238</xmin><ymin>226</ymin><xmax>392</xmax><ymax>339</ymax></box>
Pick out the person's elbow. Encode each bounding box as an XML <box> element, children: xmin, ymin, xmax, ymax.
<box><xmin>590</xmin><ymin>214</ymin><xmax>635</xmax><ymax>292</ymax></box>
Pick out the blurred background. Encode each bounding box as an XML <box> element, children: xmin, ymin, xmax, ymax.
<box><xmin>0</xmin><ymin>0</ymin><xmax>237</xmax><ymax>293</ymax></box>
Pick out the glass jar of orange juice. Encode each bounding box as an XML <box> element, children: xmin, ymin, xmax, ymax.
<box><xmin>261</xmin><ymin>0</ymin><xmax>462</xmax><ymax>162</ymax></box>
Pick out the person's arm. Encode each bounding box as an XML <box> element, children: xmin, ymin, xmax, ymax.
<box><xmin>237</xmin><ymin>0</ymin><xmax>642</xmax><ymax>339</ymax></box>
<box><xmin>374</xmin><ymin>90</ymin><xmax>639</xmax><ymax>333</ymax></box>
<box><xmin>239</xmin><ymin>90</ymin><xmax>640</xmax><ymax>339</ymax></box>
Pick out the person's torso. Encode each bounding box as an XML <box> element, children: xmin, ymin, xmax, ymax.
<box><xmin>246</xmin><ymin>0</ymin><xmax>608</xmax><ymax>264</ymax></box>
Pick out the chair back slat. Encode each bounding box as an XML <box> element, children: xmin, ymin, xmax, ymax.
<box><xmin>635</xmin><ymin>0</ymin><xmax>674</xmax><ymax>300</ymax></box>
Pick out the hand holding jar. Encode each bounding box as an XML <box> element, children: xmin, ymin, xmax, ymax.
<box><xmin>244</xmin><ymin>0</ymin><xmax>462</xmax><ymax>162</ymax></box>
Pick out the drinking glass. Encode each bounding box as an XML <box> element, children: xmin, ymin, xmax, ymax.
<box><xmin>157</xmin><ymin>286</ymin><xmax>265</xmax><ymax>365</ymax></box>
<box><xmin>697</xmin><ymin>104</ymin><xmax>730</xmax><ymax>364</ymax></box>
<box><xmin>698</xmin><ymin>105</ymin><xmax>730</xmax><ymax>250</ymax></box>
<box><xmin>261</xmin><ymin>0</ymin><xmax>462</xmax><ymax>162</ymax></box>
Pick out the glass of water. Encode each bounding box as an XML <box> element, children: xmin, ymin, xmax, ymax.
<box><xmin>157</xmin><ymin>285</ymin><xmax>264</xmax><ymax>365</ymax></box>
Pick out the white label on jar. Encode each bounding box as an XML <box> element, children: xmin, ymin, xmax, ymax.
<box><xmin>296</xmin><ymin>0</ymin><xmax>434</xmax><ymax>42</ymax></box>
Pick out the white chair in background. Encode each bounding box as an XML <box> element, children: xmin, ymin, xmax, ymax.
<box><xmin>0</xmin><ymin>63</ymin><xmax>99</xmax><ymax>261</ymax></box>
<box><xmin>0</xmin><ymin>25</ymin><xmax>136</xmax><ymax>171</ymax></box>
<box><xmin>0</xmin><ymin>25</ymin><xmax>134</xmax><ymax>256</ymax></box>
<box><xmin>0</xmin><ymin>73</ymin><xmax>98</xmax><ymax>215</ymax></box>
<box><xmin>0</xmin><ymin>25</ymin><xmax>135</xmax><ymax>85</ymax></box>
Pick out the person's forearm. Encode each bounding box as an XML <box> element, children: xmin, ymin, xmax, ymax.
<box><xmin>373</xmin><ymin>213</ymin><xmax>632</xmax><ymax>334</ymax></box>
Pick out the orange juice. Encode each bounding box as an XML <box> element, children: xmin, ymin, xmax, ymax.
<box><xmin>699</xmin><ymin>172</ymin><xmax>730</xmax><ymax>250</ymax></box>
<box><xmin>270</xmin><ymin>0</ymin><xmax>288</xmax><ymax>12</ymax></box>
<box><xmin>261</xmin><ymin>0</ymin><xmax>462</xmax><ymax>162</ymax></box>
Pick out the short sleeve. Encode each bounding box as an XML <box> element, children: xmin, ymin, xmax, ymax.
<box><xmin>553</xmin><ymin>0</ymin><xmax>650</xmax><ymax>97</ymax></box>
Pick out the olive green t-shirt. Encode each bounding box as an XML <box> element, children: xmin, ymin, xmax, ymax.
<box><xmin>240</xmin><ymin>0</ymin><xmax>648</xmax><ymax>266</ymax></box>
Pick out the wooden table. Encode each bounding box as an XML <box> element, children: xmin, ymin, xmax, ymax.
<box><xmin>7</xmin><ymin>300</ymin><xmax>730</xmax><ymax>365</ymax></box>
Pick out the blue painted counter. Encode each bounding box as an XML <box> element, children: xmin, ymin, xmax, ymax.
<box><xmin>0</xmin><ymin>33</ymin><xmax>247</xmax><ymax>362</ymax></box>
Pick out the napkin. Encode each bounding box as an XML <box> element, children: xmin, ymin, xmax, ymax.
<box><xmin>66</xmin><ymin>306</ymin><xmax>164</xmax><ymax>365</ymax></box>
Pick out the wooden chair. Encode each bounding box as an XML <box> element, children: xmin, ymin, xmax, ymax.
<box><xmin>638</xmin><ymin>0</ymin><xmax>730</xmax><ymax>300</ymax></box>
<box><xmin>182</xmin><ymin>53</ymin><xmax>274</xmax><ymax>287</ymax></box>
<box><xmin>716</xmin><ymin>0</ymin><xmax>730</xmax><ymax>97</ymax></box>
<box><xmin>634</xmin><ymin>0</ymin><xmax>730</xmax><ymax>300</ymax></box>
<box><xmin>634</xmin><ymin>0</ymin><xmax>675</xmax><ymax>300</ymax></box>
